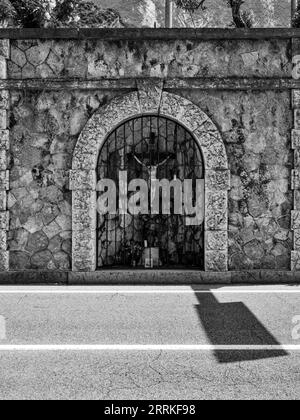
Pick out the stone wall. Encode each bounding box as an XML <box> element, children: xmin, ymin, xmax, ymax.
<box><xmin>0</xmin><ymin>28</ymin><xmax>298</xmax><ymax>272</ymax></box>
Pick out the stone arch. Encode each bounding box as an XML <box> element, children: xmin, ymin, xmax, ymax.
<box><xmin>70</xmin><ymin>82</ymin><xmax>230</xmax><ymax>272</ymax></box>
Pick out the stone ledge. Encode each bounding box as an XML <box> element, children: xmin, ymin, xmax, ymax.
<box><xmin>0</xmin><ymin>28</ymin><xmax>299</xmax><ymax>40</ymax></box>
<box><xmin>0</xmin><ymin>270</ymin><xmax>298</xmax><ymax>285</ymax></box>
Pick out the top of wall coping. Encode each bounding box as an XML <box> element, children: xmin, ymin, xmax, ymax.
<box><xmin>0</xmin><ymin>28</ymin><xmax>299</xmax><ymax>40</ymax></box>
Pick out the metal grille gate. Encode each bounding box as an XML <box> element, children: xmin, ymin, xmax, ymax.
<box><xmin>96</xmin><ymin>116</ymin><xmax>204</xmax><ymax>268</ymax></box>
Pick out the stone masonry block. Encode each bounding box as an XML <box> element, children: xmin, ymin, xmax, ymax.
<box><xmin>0</xmin><ymin>130</ymin><xmax>9</xmax><ymax>150</ymax></box>
<box><xmin>160</xmin><ymin>92</ymin><xmax>211</xmax><ymax>133</ymax></box>
<box><xmin>0</xmin><ymin>149</ymin><xmax>7</xmax><ymax>170</ymax></box>
<box><xmin>206</xmin><ymin>170</ymin><xmax>230</xmax><ymax>191</ymax></box>
<box><xmin>292</xmin><ymin>169</ymin><xmax>300</xmax><ymax>190</ymax></box>
<box><xmin>292</xmin><ymin>129</ymin><xmax>300</xmax><ymax>149</ymax></box>
<box><xmin>0</xmin><ymin>191</ymin><xmax>6</xmax><ymax>211</ymax></box>
<box><xmin>0</xmin><ymin>250</ymin><xmax>9</xmax><ymax>271</ymax></box>
<box><xmin>205</xmin><ymin>190</ymin><xmax>228</xmax><ymax>231</ymax></box>
<box><xmin>137</xmin><ymin>79</ymin><xmax>163</xmax><ymax>114</ymax></box>
<box><xmin>0</xmin><ymin>110</ymin><xmax>7</xmax><ymax>129</ymax></box>
<box><xmin>0</xmin><ymin>229</ymin><xmax>7</xmax><ymax>251</ymax></box>
<box><xmin>0</xmin><ymin>171</ymin><xmax>9</xmax><ymax>190</ymax></box>
<box><xmin>205</xmin><ymin>250</ymin><xmax>228</xmax><ymax>272</ymax></box>
<box><xmin>206</xmin><ymin>231</ymin><xmax>228</xmax><ymax>251</ymax></box>
<box><xmin>73</xmin><ymin>229</ymin><xmax>96</xmax><ymax>255</ymax></box>
<box><xmin>292</xmin><ymin>130</ymin><xmax>300</xmax><ymax>149</ymax></box>
<box><xmin>0</xmin><ymin>90</ymin><xmax>9</xmax><ymax>109</ymax></box>
<box><xmin>0</xmin><ymin>211</ymin><xmax>9</xmax><ymax>230</ymax></box>
<box><xmin>291</xmin><ymin>250</ymin><xmax>300</xmax><ymax>271</ymax></box>
<box><xmin>292</xmin><ymin>210</ymin><xmax>300</xmax><ymax>230</ymax></box>
<box><xmin>294</xmin><ymin>149</ymin><xmax>300</xmax><ymax>168</ymax></box>
<box><xmin>72</xmin><ymin>251</ymin><xmax>96</xmax><ymax>272</ymax></box>
<box><xmin>72</xmin><ymin>228</ymin><xmax>96</xmax><ymax>272</ymax></box>
<box><xmin>293</xmin><ymin>90</ymin><xmax>300</xmax><ymax>109</ymax></box>
<box><xmin>0</xmin><ymin>40</ymin><xmax>9</xmax><ymax>59</ymax></box>
<box><xmin>0</xmin><ymin>57</ymin><xmax>7</xmax><ymax>79</ymax></box>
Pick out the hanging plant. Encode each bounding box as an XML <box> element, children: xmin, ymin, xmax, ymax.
<box><xmin>175</xmin><ymin>0</ymin><xmax>207</xmax><ymax>13</ymax></box>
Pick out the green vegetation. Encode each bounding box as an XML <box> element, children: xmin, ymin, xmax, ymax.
<box><xmin>0</xmin><ymin>0</ymin><xmax>124</xmax><ymax>28</ymax></box>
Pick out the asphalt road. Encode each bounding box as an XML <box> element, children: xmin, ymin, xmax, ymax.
<box><xmin>0</xmin><ymin>285</ymin><xmax>299</xmax><ymax>400</ymax></box>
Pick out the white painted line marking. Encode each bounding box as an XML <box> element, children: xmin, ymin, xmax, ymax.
<box><xmin>0</xmin><ymin>344</ymin><xmax>298</xmax><ymax>351</ymax></box>
<box><xmin>0</xmin><ymin>289</ymin><xmax>300</xmax><ymax>295</ymax></box>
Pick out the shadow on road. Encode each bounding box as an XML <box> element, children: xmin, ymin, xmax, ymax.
<box><xmin>193</xmin><ymin>288</ymin><xmax>287</xmax><ymax>363</ymax></box>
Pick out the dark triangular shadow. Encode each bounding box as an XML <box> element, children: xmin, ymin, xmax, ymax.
<box><xmin>192</xmin><ymin>287</ymin><xmax>288</xmax><ymax>363</ymax></box>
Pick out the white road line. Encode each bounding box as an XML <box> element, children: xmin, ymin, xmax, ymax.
<box><xmin>0</xmin><ymin>289</ymin><xmax>300</xmax><ymax>294</ymax></box>
<box><xmin>0</xmin><ymin>344</ymin><xmax>298</xmax><ymax>351</ymax></box>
